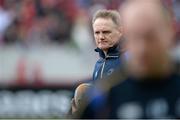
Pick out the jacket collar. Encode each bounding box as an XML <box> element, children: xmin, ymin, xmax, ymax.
<box><xmin>95</xmin><ymin>44</ymin><xmax>120</xmax><ymax>59</ymax></box>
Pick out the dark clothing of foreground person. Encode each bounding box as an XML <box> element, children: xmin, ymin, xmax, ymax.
<box><xmin>81</xmin><ymin>66</ymin><xmax>180</xmax><ymax>119</ymax></box>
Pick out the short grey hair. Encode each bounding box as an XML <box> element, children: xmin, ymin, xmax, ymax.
<box><xmin>92</xmin><ymin>9</ymin><xmax>121</xmax><ymax>26</ymax></box>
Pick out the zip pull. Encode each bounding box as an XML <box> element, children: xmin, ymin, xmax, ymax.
<box><xmin>106</xmin><ymin>55</ymin><xmax>119</xmax><ymax>58</ymax></box>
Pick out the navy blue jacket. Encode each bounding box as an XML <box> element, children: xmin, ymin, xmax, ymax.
<box><xmin>93</xmin><ymin>45</ymin><xmax>121</xmax><ymax>81</ymax></box>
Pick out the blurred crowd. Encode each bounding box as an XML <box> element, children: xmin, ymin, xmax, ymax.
<box><xmin>0</xmin><ymin>0</ymin><xmax>123</xmax><ymax>48</ymax></box>
<box><xmin>0</xmin><ymin>0</ymin><xmax>179</xmax><ymax>48</ymax></box>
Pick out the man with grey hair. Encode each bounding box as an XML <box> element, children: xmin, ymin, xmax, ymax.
<box><xmin>92</xmin><ymin>9</ymin><xmax>123</xmax><ymax>81</ymax></box>
<box><xmin>69</xmin><ymin>9</ymin><xmax>123</xmax><ymax>117</ymax></box>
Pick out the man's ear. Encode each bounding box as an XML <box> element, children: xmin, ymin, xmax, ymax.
<box><xmin>118</xmin><ymin>26</ymin><xmax>123</xmax><ymax>38</ymax></box>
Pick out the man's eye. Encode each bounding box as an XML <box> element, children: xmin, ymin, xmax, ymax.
<box><xmin>95</xmin><ymin>31</ymin><xmax>100</xmax><ymax>34</ymax></box>
<box><xmin>103</xmin><ymin>31</ymin><xmax>111</xmax><ymax>34</ymax></box>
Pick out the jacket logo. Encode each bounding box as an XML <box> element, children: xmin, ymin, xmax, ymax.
<box><xmin>107</xmin><ymin>68</ymin><xmax>114</xmax><ymax>76</ymax></box>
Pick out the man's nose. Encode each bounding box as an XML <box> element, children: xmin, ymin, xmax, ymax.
<box><xmin>99</xmin><ymin>33</ymin><xmax>105</xmax><ymax>40</ymax></box>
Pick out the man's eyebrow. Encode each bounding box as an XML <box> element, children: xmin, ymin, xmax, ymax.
<box><xmin>102</xmin><ymin>30</ymin><xmax>111</xmax><ymax>33</ymax></box>
<box><xmin>95</xmin><ymin>31</ymin><xmax>100</xmax><ymax>33</ymax></box>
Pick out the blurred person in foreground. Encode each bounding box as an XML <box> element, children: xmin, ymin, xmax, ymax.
<box><xmin>76</xmin><ymin>0</ymin><xmax>180</xmax><ymax>119</ymax></box>
<box><xmin>92</xmin><ymin>9</ymin><xmax>123</xmax><ymax>81</ymax></box>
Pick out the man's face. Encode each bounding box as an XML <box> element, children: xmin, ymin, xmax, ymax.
<box><xmin>123</xmin><ymin>2</ymin><xmax>173</xmax><ymax>77</ymax></box>
<box><xmin>93</xmin><ymin>18</ymin><xmax>122</xmax><ymax>52</ymax></box>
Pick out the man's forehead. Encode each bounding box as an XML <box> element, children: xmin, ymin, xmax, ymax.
<box><xmin>93</xmin><ymin>18</ymin><xmax>117</xmax><ymax>28</ymax></box>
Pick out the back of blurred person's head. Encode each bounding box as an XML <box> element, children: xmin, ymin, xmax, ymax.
<box><xmin>120</xmin><ymin>0</ymin><xmax>175</xmax><ymax>79</ymax></box>
<box><xmin>71</xmin><ymin>83</ymin><xmax>92</xmax><ymax>114</ymax></box>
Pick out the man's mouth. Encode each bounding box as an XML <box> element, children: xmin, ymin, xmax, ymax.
<box><xmin>99</xmin><ymin>41</ymin><xmax>108</xmax><ymax>44</ymax></box>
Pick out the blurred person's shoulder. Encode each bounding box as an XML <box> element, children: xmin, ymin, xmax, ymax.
<box><xmin>108</xmin><ymin>61</ymin><xmax>180</xmax><ymax>97</ymax></box>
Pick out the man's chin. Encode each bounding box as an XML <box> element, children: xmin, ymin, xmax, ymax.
<box><xmin>99</xmin><ymin>46</ymin><xmax>109</xmax><ymax>51</ymax></box>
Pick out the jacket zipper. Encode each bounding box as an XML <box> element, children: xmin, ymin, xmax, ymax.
<box><xmin>100</xmin><ymin>60</ymin><xmax>106</xmax><ymax>79</ymax></box>
<box><xmin>100</xmin><ymin>55</ymin><xmax>119</xmax><ymax>79</ymax></box>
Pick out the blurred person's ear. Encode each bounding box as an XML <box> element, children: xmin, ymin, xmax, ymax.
<box><xmin>164</xmin><ymin>22</ymin><xmax>176</xmax><ymax>49</ymax></box>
